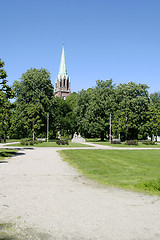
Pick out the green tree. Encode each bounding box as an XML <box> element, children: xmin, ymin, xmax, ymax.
<box><xmin>11</xmin><ymin>68</ymin><xmax>54</xmax><ymax>139</ymax></box>
<box><xmin>49</xmin><ymin>95</ymin><xmax>77</xmax><ymax>139</ymax></box>
<box><xmin>65</xmin><ymin>92</ymin><xmax>79</xmax><ymax>137</ymax></box>
<box><xmin>145</xmin><ymin>104</ymin><xmax>160</xmax><ymax>140</ymax></box>
<box><xmin>0</xmin><ymin>59</ymin><xmax>14</xmax><ymax>142</ymax></box>
<box><xmin>150</xmin><ymin>91</ymin><xmax>160</xmax><ymax>138</ymax></box>
<box><xmin>113</xmin><ymin>82</ymin><xmax>151</xmax><ymax>140</ymax></box>
<box><xmin>75</xmin><ymin>80</ymin><xmax>115</xmax><ymax>140</ymax></box>
<box><xmin>150</xmin><ymin>91</ymin><xmax>160</xmax><ymax>109</ymax></box>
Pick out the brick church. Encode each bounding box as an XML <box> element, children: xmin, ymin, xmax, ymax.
<box><xmin>54</xmin><ymin>44</ymin><xmax>71</xmax><ymax>99</ymax></box>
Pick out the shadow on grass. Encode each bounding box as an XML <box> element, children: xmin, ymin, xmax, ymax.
<box><xmin>0</xmin><ymin>151</ymin><xmax>18</xmax><ymax>158</ymax></box>
<box><xmin>0</xmin><ymin>150</ymin><xmax>28</xmax><ymax>164</ymax></box>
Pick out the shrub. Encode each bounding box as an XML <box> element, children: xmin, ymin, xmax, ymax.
<box><xmin>20</xmin><ymin>140</ymin><xmax>28</xmax><ymax>145</ymax></box>
<box><xmin>143</xmin><ymin>141</ymin><xmax>156</xmax><ymax>145</ymax></box>
<box><xmin>56</xmin><ymin>140</ymin><xmax>69</xmax><ymax>145</ymax></box>
<box><xmin>111</xmin><ymin>139</ymin><xmax>121</xmax><ymax>144</ymax></box>
<box><xmin>29</xmin><ymin>140</ymin><xmax>34</xmax><ymax>145</ymax></box>
<box><xmin>125</xmin><ymin>140</ymin><xmax>138</xmax><ymax>146</ymax></box>
<box><xmin>56</xmin><ymin>140</ymin><xmax>61</xmax><ymax>145</ymax></box>
<box><xmin>65</xmin><ymin>140</ymin><xmax>69</xmax><ymax>145</ymax></box>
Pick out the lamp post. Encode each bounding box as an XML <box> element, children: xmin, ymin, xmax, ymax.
<box><xmin>47</xmin><ymin>112</ymin><xmax>49</xmax><ymax>142</ymax></box>
<box><xmin>109</xmin><ymin>113</ymin><xmax>112</xmax><ymax>143</ymax></box>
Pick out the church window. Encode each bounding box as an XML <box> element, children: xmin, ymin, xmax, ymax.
<box><xmin>67</xmin><ymin>80</ymin><xmax>69</xmax><ymax>90</ymax></box>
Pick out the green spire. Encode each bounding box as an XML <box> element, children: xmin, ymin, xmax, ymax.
<box><xmin>58</xmin><ymin>44</ymin><xmax>67</xmax><ymax>77</ymax></box>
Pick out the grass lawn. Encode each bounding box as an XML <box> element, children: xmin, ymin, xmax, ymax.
<box><xmin>60</xmin><ymin>149</ymin><xmax>160</xmax><ymax>196</ymax></box>
<box><xmin>0</xmin><ymin>139</ymin><xmax>20</xmax><ymax>144</ymax></box>
<box><xmin>7</xmin><ymin>142</ymin><xmax>92</xmax><ymax>148</ymax></box>
<box><xmin>0</xmin><ymin>149</ymin><xmax>17</xmax><ymax>161</ymax></box>
<box><xmin>91</xmin><ymin>141</ymin><xmax>160</xmax><ymax>148</ymax></box>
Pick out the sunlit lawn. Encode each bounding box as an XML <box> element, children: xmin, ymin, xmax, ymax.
<box><xmin>0</xmin><ymin>149</ymin><xmax>17</xmax><ymax>161</ymax></box>
<box><xmin>85</xmin><ymin>138</ymin><xmax>160</xmax><ymax>148</ymax></box>
<box><xmin>92</xmin><ymin>142</ymin><xmax>160</xmax><ymax>148</ymax></box>
<box><xmin>60</xmin><ymin>149</ymin><xmax>160</xmax><ymax>196</ymax></box>
<box><xmin>0</xmin><ymin>139</ymin><xmax>20</xmax><ymax>144</ymax></box>
<box><xmin>7</xmin><ymin>141</ymin><xmax>92</xmax><ymax>148</ymax></box>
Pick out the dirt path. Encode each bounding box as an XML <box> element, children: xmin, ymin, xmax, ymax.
<box><xmin>0</xmin><ymin>147</ymin><xmax>160</xmax><ymax>240</ymax></box>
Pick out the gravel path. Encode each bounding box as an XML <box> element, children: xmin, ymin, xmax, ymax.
<box><xmin>0</xmin><ymin>146</ymin><xmax>160</xmax><ymax>239</ymax></box>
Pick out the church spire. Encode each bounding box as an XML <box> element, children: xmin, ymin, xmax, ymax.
<box><xmin>54</xmin><ymin>44</ymin><xmax>71</xmax><ymax>99</ymax></box>
<box><xmin>58</xmin><ymin>44</ymin><xmax>67</xmax><ymax>78</ymax></box>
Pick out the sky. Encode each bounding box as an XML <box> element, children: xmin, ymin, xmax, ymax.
<box><xmin>1</xmin><ymin>0</ymin><xmax>160</xmax><ymax>94</ymax></box>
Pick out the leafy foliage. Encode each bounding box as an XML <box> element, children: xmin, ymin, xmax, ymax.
<box><xmin>75</xmin><ymin>80</ymin><xmax>115</xmax><ymax>140</ymax></box>
<box><xmin>2</xmin><ymin>63</ymin><xmax>158</xmax><ymax>142</ymax></box>
<box><xmin>0</xmin><ymin>59</ymin><xmax>14</xmax><ymax>142</ymax></box>
<box><xmin>10</xmin><ymin>68</ymin><xmax>54</xmax><ymax>139</ymax></box>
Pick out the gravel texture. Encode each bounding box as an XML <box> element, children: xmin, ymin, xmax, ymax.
<box><xmin>0</xmin><ymin>146</ymin><xmax>160</xmax><ymax>240</ymax></box>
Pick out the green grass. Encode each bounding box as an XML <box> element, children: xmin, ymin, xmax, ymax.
<box><xmin>0</xmin><ymin>149</ymin><xmax>17</xmax><ymax>161</ymax></box>
<box><xmin>59</xmin><ymin>149</ymin><xmax>160</xmax><ymax>196</ymax></box>
<box><xmin>7</xmin><ymin>142</ymin><xmax>92</xmax><ymax>148</ymax></box>
<box><xmin>92</xmin><ymin>141</ymin><xmax>160</xmax><ymax>148</ymax></box>
<box><xmin>85</xmin><ymin>138</ymin><xmax>103</xmax><ymax>142</ymax></box>
<box><xmin>0</xmin><ymin>139</ymin><xmax>20</xmax><ymax>144</ymax></box>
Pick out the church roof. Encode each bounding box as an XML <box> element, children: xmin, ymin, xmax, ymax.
<box><xmin>58</xmin><ymin>44</ymin><xmax>68</xmax><ymax>78</ymax></box>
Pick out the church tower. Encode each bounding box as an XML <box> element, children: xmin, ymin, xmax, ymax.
<box><xmin>54</xmin><ymin>44</ymin><xmax>71</xmax><ymax>99</ymax></box>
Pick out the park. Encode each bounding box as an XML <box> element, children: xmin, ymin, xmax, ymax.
<box><xmin>0</xmin><ymin>137</ymin><xmax>160</xmax><ymax>239</ymax></box>
<box><xmin>0</xmin><ymin>50</ymin><xmax>160</xmax><ymax>239</ymax></box>
<box><xmin>1</xmin><ymin>5</ymin><xmax>160</xmax><ymax>238</ymax></box>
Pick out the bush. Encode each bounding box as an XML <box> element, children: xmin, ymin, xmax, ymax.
<box><xmin>56</xmin><ymin>140</ymin><xmax>69</xmax><ymax>145</ymax></box>
<box><xmin>20</xmin><ymin>140</ymin><xmax>28</xmax><ymax>145</ymax></box>
<box><xmin>142</xmin><ymin>141</ymin><xmax>156</xmax><ymax>145</ymax></box>
<box><xmin>56</xmin><ymin>140</ymin><xmax>61</xmax><ymax>145</ymax></box>
<box><xmin>125</xmin><ymin>140</ymin><xmax>138</xmax><ymax>146</ymax></box>
<box><xmin>111</xmin><ymin>139</ymin><xmax>121</xmax><ymax>144</ymax></box>
<box><xmin>65</xmin><ymin>140</ymin><xmax>69</xmax><ymax>145</ymax></box>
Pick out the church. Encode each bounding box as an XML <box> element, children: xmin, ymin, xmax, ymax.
<box><xmin>54</xmin><ymin>44</ymin><xmax>71</xmax><ymax>99</ymax></box>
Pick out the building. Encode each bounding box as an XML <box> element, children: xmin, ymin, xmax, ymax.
<box><xmin>54</xmin><ymin>44</ymin><xmax>71</xmax><ymax>99</ymax></box>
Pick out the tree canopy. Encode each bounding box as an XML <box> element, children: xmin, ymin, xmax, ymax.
<box><xmin>10</xmin><ymin>68</ymin><xmax>54</xmax><ymax>139</ymax></box>
<box><xmin>0</xmin><ymin>59</ymin><xmax>14</xmax><ymax>142</ymax></box>
<box><xmin>1</xmin><ymin>62</ymin><xmax>159</xmax><ymax>141</ymax></box>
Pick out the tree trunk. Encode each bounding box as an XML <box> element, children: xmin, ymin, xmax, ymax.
<box><xmin>100</xmin><ymin>131</ymin><xmax>104</xmax><ymax>141</ymax></box>
<box><xmin>4</xmin><ymin>120</ymin><xmax>6</xmax><ymax>143</ymax></box>
<box><xmin>32</xmin><ymin>121</ymin><xmax>35</xmax><ymax>141</ymax></box>
<box><xmin>32</xmin><ymin>132</ymin><xmax>34</xmax><ymax>141</ymax></box>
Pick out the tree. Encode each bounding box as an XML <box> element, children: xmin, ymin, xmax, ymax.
<box><xmin>144</xmin><ymin>103</ymin><xmax>160</xmax><ymax>141</ymax></box>
<box><xmin>0</xmin><ymin>59</ymin><xmax>14</xmax><ymax>142</ymax></box>
<box><xmin>65</xmin><ymin>92</ymin><xmax>79</xmax><ymax>137</ymax></box>
<box><xmin>75</xmin><ymin>80</ymin><xmax>115</xmax><ymax>140</ymax></box>
<box><xmin>113</xmin><ymin>82</ymin><xmax>151</xmax><ymax>140</ymax></box>
<box><xmin>150</xmin><ymin>91</ymin><xmax>160</xmax><ymax>109</ymax></box>
<box><xmin>11</xmin><ymin>68</ymin><xmax>54</xmax><ymax>140</ymax></box>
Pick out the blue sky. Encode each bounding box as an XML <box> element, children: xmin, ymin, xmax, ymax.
<box><xmin>1</xmin><ymin>0</ymin><xmax>160</xmax><ymax>94</ymax></box>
